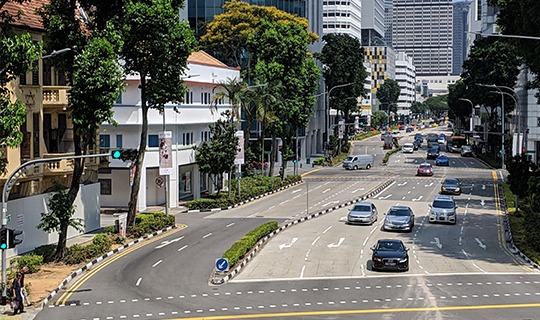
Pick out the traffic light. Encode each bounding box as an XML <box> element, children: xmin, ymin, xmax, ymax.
<box><xmin>0</xmin><ymin>228</ymin><xmax>7</xmax><ymax>250</ymax></box>
<box><xmin>8</xmin><ymin>229</ymin><xmax>22</xmax><ymax>248</ymax></box>
<box><xmin>360</xmin><ymin>122</ymin><xmax>363</xmax><ymax>126</ymax></box>
<box><xmin>293</xmin><ymin>159</ymin><xmax>297</xmax><ymax>163</ymax></box>
<box><xmin>111</xmin><ymin>149</ymin><xmax>138</xmax><ymax>162</ymax></box>
<box><xmin>279</xmin><ymin>146</ymin><xmax>283</xmax><ymax>152</ymax></box>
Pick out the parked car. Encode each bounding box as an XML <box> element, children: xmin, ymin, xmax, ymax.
<box><xmin>343</xmin><ymin>154</ymin><xmax>374</xmax><ymax>170</ymax></box>
<box><xmin>441</xmin><ymin>178</ymin><xmax>462</xmax><ymax>195</ymax></box>
<box><xmin>461</xmin><ymin>145</ymin><xmax>473</xmax><ymax>157</ymax></box>
<box><xmin>426</xmin><ymin>148</ymin><xmax>439</xmax><ymax>159</ymax></box>
<box><xmin>429</xmin><ymin>195</ymin><xmax>457</xmax><ymax>224</ymax></box>
<box><xmin>383</xmin><ymin>206</ymin><xmax>415</xmax><ymax>232</ymax></box>
<box><xmin>435</xmin><ymin>154</ymin><xmax>449</xmax><ymax>166</ymax></box>
<box><xmin>413</xmin><ymin>140</ymin><xmax>421</xmax><ymax>150</ymax></box>
<box><xmin>371</xmin><ymin>239</ymin><xmax>410</xmax><ymax>271</ymax></box>
<box><xmin>402</xmin><ymin>143</ymin><xmax>414</xmax><ymax>153</ymax></box>
<box><xmin>417</xmin><ymin>163</ymin><xmax>434</xmax><ymax>176</ymax></box>
<box><xmin>347</xmin><ymin>202</ymin><xmax>378</xmax><ymax>225</ymax></box>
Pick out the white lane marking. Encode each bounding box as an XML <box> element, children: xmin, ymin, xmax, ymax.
<box><xmin>136</xmin><ymin>278</ymin><xmax>142</xmax><ymax>286</ymax></box>
<box><xmin>424</xmin><ymin>183</ymin><xmax>434</xmax><ymax>187</ymax></box>
<box><xmin>397</xmin><ymin>182</ymin><xmax>408</xmax><ymax>187</ymax></box>
<box><xmin>322</xmin><ymin>188</ymin><xmax>331</xmax><ymax>194</ymax></box>
<box><xmin>226</xmin><ymin>223</ymin><xmax>235</xmax><ymax>228</ymax></box>
<box><xmin>203</xmin><ymin>233</ymin><xmax>212</xmax><ymax>238</ymax></box>
<box><xmin>327</xmin><ymin>238</ymin><xmax>345</xmax><ymax>248</ymax></box>
<box><xmin>431</xmin><ymin>237</ymin><xmax>442</xmax><ymax>249</ymax></box>
<box><xmin>323</xmin><ymin>226</ymin><xmax>332</xmax><ymax>234</ymax></box>
<box><xmin>293</xmin><ymin>195</ymin><xmax>302</xmax><ymax>199</ymax></box>
<box><xmin>152</xmin><ymin>260</ymin><xmax>163</xmax><ymax>268</ymax></box>
<box><xmin>292</xmin><ymin>189</ymin><xmax>302</xmax><ymax>194</ymax></box>
<box><xmin>247</xmin><ymin>212</ymin><xmax>259</xmax><ymax>218</ymax></box>
<box><xmin>351</xmin><ymin>188</ymin><xmax>365</xmax><ymax>193</ymax></box>
<box><xmin>472</xmin><ymin>263</ymin><xmax>487</xmax><ymax>273</ymax></box>
<box><xmin>322</xmin><ymin>200</ymin><xmax>340</xmax><ymax>207</ymax></box>
<box><xmin>305</xmin><ymin>249</ymin><xmax>311</xmax><ymax>261</ymax></box>
<box><xmin>269</xmin><ymin>206</ymin><xmax>275</xmax><ymax>210</ymax></box>
<box><xmin>372</xmin><ymin>181</ymin><xmax>397</xmax><ymax>198</ymax></box>
<box><xmin>279</xmin><ymin>238</ymin><xmax>298</xmax><ymax>250</ymax></box>
<box><xmin>379</xmin><ymin>194</ymin><xmax>392</xmax><ymax>200</ymax></box>
<box><xmin>412</xmin><ymin>196</ymin><xmax>423</xmax><ymax>202</ymax></box>
<box><xmin>311</xmin><ymin>236</ymin><xmax>320</xmax><ymax>246</ymax></box>
<box><xmin>481</xmin><ymin>200</ymin><xmax>485</xmax><ymax>206</ymax></box>
<box><xmin>300</xmin><ymin>265</ymin><xmax>306</xmax><ymax>278</ymax></box>
<box><xmin>402</xmin><ymin>196</ymin><xmax>406</xmax><ymax>200</ymax></box>
<box><xmin>475</xmin><ymin>238</ymin><xmax>487</xmax><ymax>250</ymax></box>
<box><xmin>155</xmin><ymin>236</ymin><xmax>185</xmax><ymax>249</ymax></box>
<box><xmin>279</xmin><ymin>200</ymin><xmax>290</xmax><ymax>205</ymax></box>
<box><xmin>178</xmin><ymin>245</ymin><xmax>188</xmax><ymax>252</ymax></box>
<box><xmin>362</xmin><ymin>236</ymin><xmax>370</xmax><ymax>247</ymax></box>
<box><xmin>482</xmin><ymin>185</ymin><xmax>486</xmax><ymax>190</ymax></box>
<box><xmin>460</xmin><ymin>226</ymin><xmax>464</xmax><ymax>235</ymax></box>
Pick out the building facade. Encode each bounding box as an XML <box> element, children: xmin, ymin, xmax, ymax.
<box><xmin>395</xmin><ymin>52</ymin><xmax>416</xmax><ymax>116</ymax></box>
<box><xmin>364</xmin><ymin>45</ymin><xmax>396</xmax><ymax>93</ymax></box>
<box><xmin>361</xmin><ymin>0</ymin><xmax>386</xmax><ymax>46</ymax></box>
<box><xmin>452</xmin><ymin>1</ymin><xmax>470</xmax><ymax>76</ymax></box>
<box><xmin>383</xmin><ymin>0</ymin><xmax>393</xmax><ymax>46</ymax></box>
<box><xmin>392</xmin><ymin>0</ymin><xmax>453</xmax><ymax>76</ymax></box>
<box><xmin>322</xmin><ymin>0</ymin><xmax>362</xmax><ymax>39</ymax></box>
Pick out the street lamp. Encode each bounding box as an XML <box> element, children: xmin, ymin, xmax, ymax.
<box><xmin>326</xmin><ymin>82</ymin><xmax>354</xmax><ymax>149</ymax></box>
<box><xmin>478</xmin><ymin>84</ymin><xmax>505</xmax><ymax>168</ymax></box>
<box><xmin>458</xmin><ymin>98</ymin><xmax>475</xmax><ymax>131</ymax></box>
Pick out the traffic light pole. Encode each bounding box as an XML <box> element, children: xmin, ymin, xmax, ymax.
<box><xmin>1</xmin><ymin>152</ymin><xmax>110</xmax><ymax>305</ymax></box>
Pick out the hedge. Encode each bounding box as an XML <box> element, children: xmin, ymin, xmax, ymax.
<box><xmin>382</xmin><ymin>144</ymin><xmax>402</xmax><ymax>163</ymax></box>
<box><xmin>222</xmin><ymin>221</ymin><xmax>279</xmax><ymax>267</ymax></box>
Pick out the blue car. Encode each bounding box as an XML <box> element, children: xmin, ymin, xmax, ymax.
<box><xmin>436</xmin><ymin>155</ymin><xmax>449</xmax><ymax>166</ymax></box>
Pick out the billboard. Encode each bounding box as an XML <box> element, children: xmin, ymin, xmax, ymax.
<box><xmin>159</xmin><ymin>131</ymin><xmax>173</xmax><ymax>175</ymax></box>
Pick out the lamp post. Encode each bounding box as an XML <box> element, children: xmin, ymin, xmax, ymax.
<box><xmin>478</xmin><ymin>84</ymin><xmax>505</xmax><ymax>168</ymax></box>
<box><xmin>458</xmin><ymin>98</ymin><xmax>474</xmax><ymax>131</ymax></box>
<box><xmin>326</xmin><ymin>82</ymin><xmax>354</xmax><ymax>150</ymax></box>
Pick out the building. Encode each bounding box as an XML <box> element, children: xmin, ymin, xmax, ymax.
<box><xmin>392</xmin><ymin>0</ymin><xmax>453</xmax><ymax>76</ymax></box>
<box><xmin>452</xmin><ymin>1</ymin><xmax>470</xmax><ymax>75</ymax></box>
<box><xmin>322</xmin><ymin>0</ymin><xmax>362</xmax><ymax>39</ymax></box>
<box><xmin>383</xmin><ymin>0</ymin><xmax>393</xmax><ymax>46</ymax></box>
<box><xmin>416</xmin><ymin>75</ymin><xmax>460</xmax><ymax>97</ymax></box>
<box><xmin>395</xmin><ymin>52</ymin><xmax>416</xmax><ymax>116</ymax></box>
<box><xmin>361</xmin><ymin>0</ymin><xmax>386</xmax><ymax>46</ymax></box>
<box><xmin>360</xmin><ymin>62</ymin><xmax>374</xmax><ymax>122</ymax></box>
<box><xmin>364</xmin><ymin>45</ymin><xmax>396</xmax><ymax>95</ymax></box>
<box><xmin>98</xmin><ymin>51</ymin><xmax>240</xmax><ymax>211</ymax></box>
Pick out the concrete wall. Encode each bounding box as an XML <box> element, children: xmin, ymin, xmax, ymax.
<box><xmin>4</xmin><ymin>183</ymin><xmax>101</xmax><ymax>258</ymax></box>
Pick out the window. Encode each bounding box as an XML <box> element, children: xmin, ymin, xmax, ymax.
<box><xmin>99</xmin><ymin>135</ymin><xmax>110</xmax><ymax>148</ymax></box>
<box><xmin>19</xmin><ymin>74</ymin><xmax>26</xmax><ymax>85</ymax></box>
<box><xmin>99</xmin><ymin>179</ymin><xmax>112</xmax><ymax>195</ymax></box>
<box><xmin>116</xmin><ymin>134</ymin><xmax>123</xmax><ymax>148</ymax></box>
<box><xmin>116</xmin><ymin>93</ymin><xmax>122</xmax><ymax>104</ymax></box>
<box><xmin>148</xmin><ymin>134</ymin><xmax>159</xmax><ymax>147</ymax></box>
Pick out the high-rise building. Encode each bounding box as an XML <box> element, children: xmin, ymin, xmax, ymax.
<box><xmin>452</xmin><ymin>1</ymin><xmax>470</xmax><ymax>76</ymax></box>
<box><xmin>364</xmin><ymin>45</ymin><xmax>396</xmax><ymax>115</ymax></box>
<box><xmin>361</xmin><ymin>0</ymin><xmax>386</xmax><ymax>46</ymax></box>
<box><xmin>322</xmin><ymin>0</ymin><xmax>362</xmax><ymax>39</ymax></box>
<box><xmin>383</xmin><ymin>0</ymin><xmax>393</xmax><ymax>46</ymax></box>
<box><xmin>392</xmin><ymin>0</ymin><xmax>453</xmax><ymax>76</ymax></box>
<box><xmin>395</xmin><ymin>52</ymin><xmax>416</xmax><ymax>116</ymax></box>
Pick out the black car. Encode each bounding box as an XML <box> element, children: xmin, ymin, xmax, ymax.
<box><xmin>426</xmin><ymin>148</ymin><xmax>439</xmax><ymax>159</ymax></box>
<box><xmin>414</xmin><ymin>133</ymin><xmax>423</xmax><ymax>142</ymax></box>
<box><xmin>413</xmin><ymin>139</ymin><xmax>421</xmax><ymax>150</ymax></box>
<box><xmin>371</xmin><ymin>239</ymin><xmax>409</xmax><ymax>271</ymax></box>
<box><xmin>441</xmin><ymin>178</ymin><xmax>462</xmax><ymax>195</ymax></box>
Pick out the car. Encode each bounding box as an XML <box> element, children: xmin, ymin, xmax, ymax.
<box><xmin>399</xmin><ymin>126</ymin><xmax>404</xmax><ymax>130</ymax></box>
<box><xmin>343</xmin><ymin>154</ymin><xmax>374</xmax><ymax>170</ymax></box>
<box><xmin>417</xmin><ymin>163</ymin><xmax>434</xmax><ymax>176</ymax></box>
<box><xmin>347</xmin><ymin>202</ymin><xmax>378</xmax><ymax>225</ymax></box>
<box><xmin>402</xmin><ymin>143</ymin><xmax>414</xmax><ymax>153</ymax></box>
<box><xmin>413</xmin><ymin>140</ymin><xmax>421</xmax><ymax>150</ymax></box>
<box><xmin>406</xmin><ymin>127</ymin><xmax>413</xmax><ymax>133</ymax></box>
<box><xmin>437</xmin><ymin>134</ymin><xmax>446</xmax><ymax>144</ymax></box>
<box><xmin>441</xmin><ymin>178</ymin><xmax>462</xmax><ymax>195</ymax></box>
<box><xmin>429</xmin><ymin>195</ymin><xmax>458</xmax><ymax>224</ymax></box>
<box><xmin>414</xmin><ymin>133</ymin><xmax>423</xmax><ymax>142</ymax></box>
<box><xmin>461</xmin><ymin>145</ymin><xmax>473</xmax><ymax>157</ymax></box>
<box><xmin>435</xmin><ymin>154</ymin><xmax>449</xmax><ymax>166</ymax></box>
<box><xmin>383</xmin><ymin>206</ymin><xmax>415</xmax><ymax>232</ymax></box>
<box><xmin>381</xmin><ymin>132</ymin><xmax>391</xmax><ymax>141</ymax></box>
<box><xmin>447</xmin><ymin>123</ymin><xmax>453</xmax><ymax>128</ymax></box>
<box><xmin>428</xmin><ymin>141</ymin><xmax>440</xmax><ymax>150</ymax></box>
<box><xmin>370</xmin><ymin>239</ymin><xmax>410</xmax><ymax>271</ymax></box>
<box><xmin>426</xmin><ymin>148</ymin><xmax>439</xmax><ymax>159</ymax></box>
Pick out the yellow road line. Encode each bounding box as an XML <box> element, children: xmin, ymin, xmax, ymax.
<box><xmin>171</xmin><ymin>303</ymin><xmax>540</xmax><ymax>320</ymax></box>
<box><xmin>55</xmin><ymin>224</ymin><xmax>187</xmax><ymax>306</ymax></box>
<box><xmin>301</xmin><ymin>167</ymin><xmax>322</xmax><ymax>177</ymax></box>
<box><xmin>492</xmin><ymin>170</ymin><xmax>498</xmax><ymax>181</ymax></box>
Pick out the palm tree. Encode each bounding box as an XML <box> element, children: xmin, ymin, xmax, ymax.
<box><xmin>211</xmin><ymin>77</ymin><xmax>246</xmax><ymax>121</ymax></box>
<box><xmin>243</xmin><ymin>83</ymin><xmax>277</xmax><ymax>160</ymax></box>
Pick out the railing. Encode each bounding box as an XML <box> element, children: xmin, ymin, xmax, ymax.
<box><xmin>42</xmin><ymin>86</ymin><xmax>69</xmax><ymax>105</ymax></box>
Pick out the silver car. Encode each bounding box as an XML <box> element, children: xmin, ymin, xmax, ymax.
<box><xmin>347</xmin><ymin>202</ymin><xmax>378</xmax><ymax>225</ymax></box>
<box><xmin>383</xmin><ymin>206</ymin><xmax>415</xmax><ymax>232</ymax></box>
<box><xmin>429</xmin><ymin>195</ymin><xmax>457</xmax><ymax>224</ymax></box>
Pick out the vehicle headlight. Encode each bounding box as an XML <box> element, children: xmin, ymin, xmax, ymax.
<box><xmin>399</xmin><ymin>258</ymin><xmax>408</xmax><ymax>263</ymax></box>
<box><xmin>375</xmin><ymin>257</ymin><xmax>382</xmax><ymax>262</ymax></box>
<box><xmin>442</xmin><ymin>186</ymin><xmax>446</xmax><ymax>190</ymax></box>
<box><xmin>455</xmin><ymin>188</ymin><xmax>460</xmax><ymax>191</ymax></box>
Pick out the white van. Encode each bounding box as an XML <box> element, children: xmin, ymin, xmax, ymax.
<box><xmin>343</xmin><ymin>154</ymin><xmax>374</xmax><ymax>170</ymax></box>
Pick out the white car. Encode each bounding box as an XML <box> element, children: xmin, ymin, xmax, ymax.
<box><xmin>402</xmin><ymin>143</ymin><xmax>414</xmax><ymax>153</ymax></box>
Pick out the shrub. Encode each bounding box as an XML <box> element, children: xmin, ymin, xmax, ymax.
<box><xmin>93</xmin><ymin>233</ymin><xmax>112</xmax><ymax>253</ymax></box>
<box><xmin>127</xmin><ymin>215</ymin><xmax>175</xmax><ymax>238</ymax></box>
<box><xmin>64</xmin><ymin>244</ymin><xmax>87</xmax><ymax>265</ymax></box>
<box><xmin>382</xmin><ymin>146</ymin><xmax>402</xmax><ymax>163</ymax></box>
<box><xmin>104</xmin><ymin>225</ymin><xmax>115</xmax><ymax>235</ymax></box>
<box><xmin>113</xmin><ymin>236</ymin><xmax>125</xmax><ymax>245</ymax></box>
<box><xmin>33</xmin><ymin>244</ymin><xmax>57</xmax><ymax>263</ymax></box>
<box><xmin>222</xmin><ymin>221</ymin><xmax>279</xmax><ymax>267</ymax></box>
<box><xmin>10</xmin><ymin>254</ymin><xmax>43</xmax><ymax>274</ymax></box>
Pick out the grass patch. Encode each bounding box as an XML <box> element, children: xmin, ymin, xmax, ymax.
<box><xmin>502</xmin><ymin>182</ymin><xmax>516</xmax><ymax>215</ymax></box>
<box><xmin>476</xmin><ymin>153</ymin><xmax>501</xmax><ymax>168</ymax></box>
<box><xmin>354</xmin><ymin>131</ymin><xmax>380</xmax><ymax>140</ymax></box>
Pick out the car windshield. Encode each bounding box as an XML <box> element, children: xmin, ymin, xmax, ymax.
<box><xmin>388</xmin><ymin>208</ymin><xmax>410</xmax><ymax>216</ymax></box>
<box><xmin>420</xmin><ymin>164</ymin><xmax>431</xmax><ymax>169</ymax></box>
<box><xmin>353</xmin><ymin>205</ymin><xmax>371</xmax><ymax>212</ymax></box>
<box><xmin>428</xmin><ymin>149</ymin><xmax>437</xmax><ymax>153</ymax></box>
<box><xmin>433</xmin><ymin>200</ymin><xmax>454</xmax><ymax>208</ymax></box>
<box><xmin>438</xmin><ymin>156</ymin><xmax>447</xmax><ymax>159</ymax></box>
<box><xmin>344</xmin><ymin>156</ymin><xmax>354</xmax><ymax>161</ymax></box>
<box><xmin>444</xmin><ymin>179</ymin><xmax>459</xmax><ymax>184</ymax></box>
<box><xmin>462</xmin><ymin>146</ymin><xmax>471</xmax><ymax>151</ymax></box>
<box><xmin>377</xmin><ymin>241</ymin><xmax>403</xmax><ymax>251</ymax></box>
<box><xmin>404</xmin><ymin>144</ymin><xmax>413</xmax><ymax>148</ymax></box>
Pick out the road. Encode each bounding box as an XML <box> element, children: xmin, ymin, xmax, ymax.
<box><xmin>35</xmin><ymin>126</ymin><xmax>539</xmax><ymax>320</ymax></box>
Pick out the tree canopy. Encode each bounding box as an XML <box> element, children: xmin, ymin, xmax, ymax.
<box><xmin>376</xmin><ymin>79</ymin><xmax>400</xmax><ymax>114</ymax></box>
<box><xmin>422</xmin><ymin>95</ymin><xmax>449</xmax><ymax>117</ymax></box>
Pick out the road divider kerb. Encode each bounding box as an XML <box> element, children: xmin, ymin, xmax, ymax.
<box><xmin>211</xmin><ymin>179</ymin><xmax>395</xmax><ymax>285</ymax></box>
<box><xmin>40</xmin><ymin>223</ymin><xmax>186</xmax><ymax>307</ymax></box>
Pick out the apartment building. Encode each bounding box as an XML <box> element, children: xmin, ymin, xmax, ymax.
<box><xmin>395</xmin><ymin>52</ymin><xmax>416</xmax><ymax>116</ymax></box>
<box><xmin>322</xmin><ymin>0</ymin><xmax>362</xmax><ymax>39</ymax></box>
<box><xmin>452</xmin><ymin>1</ymin><xmax>471</xmax><ymax>75</ymax></box>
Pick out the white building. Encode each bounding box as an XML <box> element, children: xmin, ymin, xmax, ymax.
<box><xmin>98</xmin><ymin>51</ymin><xmax>240</xmax><ymax>211</ymax></box>
<box><xmin>322</xmin><ymin>0</ymin><xmax>363</xmax><ymax>39</ymax></box>
<box><xmin>360</xmin><ymin>62</ymin><xmax>373</xmax><ymax>123</ymax></box>
<box><xmin>395</xmin><ymin>52</ymin><xmax>416</xmax><ymax>116</ymax></box>
<box><xmin>416</xmin><ymin>75</ymin><xmax>460</xmax><ymax>97</ymax></box>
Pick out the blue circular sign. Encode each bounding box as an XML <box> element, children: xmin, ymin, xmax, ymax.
<box><xmin>216</xmin><ymin>258</ymin><xmax>229</xmax><ymax>271</ymax></box>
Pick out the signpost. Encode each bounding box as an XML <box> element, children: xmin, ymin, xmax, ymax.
<box><xmin>155</xmin><ymin>176</ymin><xmax>164</xmax><ymax>188</ymax></box>
<box><xmin>215</xmin><ymin>258</ymin><xmax>229</xmax><ymax>272</ymax></box>
<box><xmin>234</xmin><ymin>131</ymin><xmax>244</xmax><ymax>196</ymax></box>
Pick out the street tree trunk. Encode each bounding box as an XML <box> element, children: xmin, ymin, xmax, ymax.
<box><xmin>268</xmin><ymin>135</ymin><xmax>277</xmax><ymax>177</ymax></box>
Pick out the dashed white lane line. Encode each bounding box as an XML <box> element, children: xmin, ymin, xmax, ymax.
<box><xmin>152</xmin><ymin>260</ymin><xmax>162</xmax><ymax>268</ymax></box>
<box><xmin>322</xmin><ymin>226</ymin><xmax>332</xmax><ymax>234</ymax></box>
<box><xmin>136</xmin><ymin>278</ymin><xmax>142</xmax><ymax>286</ymax></box>
<box><xmin>311</xmin><ymin>236</ymin><xmax>320</xmax><ymax>246</ymax></box>
<box><xmin>202</xmin><ymin>233</ymin><xmax>212</xmax><ymax>238</ymax></box>
<box><xmin>247</xmin><ymin>212</ymin><xmax>259</xmax><ymax>218</ymax></box>
<box><xmin>178</xmin><ymin>245</ymin><xmax>188</xmax><ymax>251</ymax></box>
<box><xmin>226</xmin><ymin>223</ymin><xmax>234</xmax><ymax>227</ymax></box>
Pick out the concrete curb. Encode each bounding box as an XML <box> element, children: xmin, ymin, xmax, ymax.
<box><xmin>39</xmin><ymin>224</ymin><xmax>177</xmax><ymax>307</ymax></box>
<box><xmin>210</xmin><ymin>179</ymin><xmax>395</xmax><ymax>285</ymax></box>
<box><xmin>498</xmin><ymin>184</ymin><xmax>540</xmax><ymax>269</ymax></box>
<box><xmin>473</xmin><ymin>155</ymin><xmax>496</xmax><ymax>170</ymax></box>
<box><xmin>186</xmin><ymin>181</ymin><xmax>302</xmax><ymax>213</ymax></box>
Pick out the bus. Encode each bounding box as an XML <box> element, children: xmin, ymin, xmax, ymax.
<box><xmin>447</xmin><ymin>136</ymin><xmax>467</xmax><ymax>153</ymax></box>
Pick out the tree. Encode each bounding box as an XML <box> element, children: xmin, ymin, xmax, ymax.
<box><xmin>507</xmin><ymin>154</ymin><xmax>538</xmax><ymax>199</ymax></box>
<box><xmin>211</xmin><ymin>77</ymin><xmax>246</xmax><ymax>121</ymax></box>
<box><xmin>370</xmin><ymin>111</ymin><xmax>387</xmax><ymax>128</ymax></box>
<box><xmin>247</xmin><ymin>19</ymin><xmax>320</xmax><ymax>176</ymax></box>
<box><xmin>410</xmin><ymin>101</ymin><xmax>425</xmax><ymax>115</ymax></box>
<box><xmin>488</xmin><ymin>0</ymin><xmax>540</xmax><ymax>102</ymax></box>
<box><xmin>422</xmin><ymin>95</ymin><xmax>449</xmax><ymax>118</ymax></box>
<box><xmin>377</xmin><ymin>79</ymin><xmax>400</xmax><ymax>114</ymax></box>
<box><xmin>315</xmin><ymin>33</ymin><xmax>368</xmax><ymax>123</ymax></box>
<box><xmin>447</xmin><ymin>80</ymin><xmax>470</xmax><ymax>126</ymax></box>
<box><xmin>119</xmin><ymin>0</ymin><xmax>196</xmax><ymax>226</ymax></box>
<box><xmin>194</xmin><ymin>111</ymin><xmax>238</xmax><ymax>194</ymax></box>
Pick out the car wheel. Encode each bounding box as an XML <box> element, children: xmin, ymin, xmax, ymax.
<box><xmin>366</xmin><ymin>164</ymin><xmax>371</xmax><ymax>169</ymax></box>
<box><xmin>404</xmin><ymin>265</ymin><xmax>409</xmax><ymax>272</ymax></box>
<box><xmin>353</xmin><ymin>165</ymin><xmax>358</xmax><ymax>170</ymax></box>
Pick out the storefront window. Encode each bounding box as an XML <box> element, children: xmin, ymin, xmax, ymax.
<box><xmin>180</xmin><ymin>170</ymin><xmax>192</xmax><ymax>199</ymax></box>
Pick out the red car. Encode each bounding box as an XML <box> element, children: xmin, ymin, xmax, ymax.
<box><xmin>417</xmin><ymin>163</ymin><xmax>434</xmax><ymax>176</ymax></box>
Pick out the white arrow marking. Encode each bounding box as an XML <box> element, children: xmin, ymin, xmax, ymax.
<box><xmin>379</xmin><ymin>194</ymin><xmax>392</xmax><ymax>200</ymax></box>
<box><xmin>292</xmin><ymin>189</ymin><xmax>302</xmax><ymax>194</ymax></box>
<box><xmin>351</xmin><ymin>188</ymin><xmax>365</xmax><ymax>193</ymax></box>
<box><xmin>397</xmin><ymin>182</ymin><xmax>408</xmax><ymax>187</ymax></box>
<box><xmin>322</xmin><ymin>200</ymin><xmax>340</xmax><ymax>207</ymax></box>
<box><xmin>430</xmin><ymin>237</ymin><xmax>442</xmax><ymax>249</ymax></box>
<box><xmin>470</xmin><ymin>162</ymin><xmax>475</xmax><ymax>164</ymax></box>
<box><xmin>412</xmin><ymin>196</ymin><xmax>423</xmax><ymax>202</ymax></box>
<box><xmin>339</xmin><ymin>216</ymin><xmax>347</xmax><ymax>221</ymax></box>
<box><xmin>475</xmin><ymin>238</ymin><xmax>487</xmax><ymax>250</ymax></box>
<box><xmin>155</xmin><ymin>236</ymin><xmax>184</xmax><ymax>249</ymax></box>
<box><xmin>481</xmin><ymin>199</ymin><xmax>485</xmax><ymax>206</ymax></box>
<box><xmin>279</xmin><ymin>238</ymin><xmax>298</xmax><ymax>250</ymax></box>
<box><xmin>452</xmin><ymin>161</ymin><xmax>456</xmax><ymax>164</ymax></box>
<box><xmin>322</xmin><ymin>188</ymin><xmax>331</xmax><ymax>194</ymax></box>
<box><xmin>327</xmin><ymin>238</ymin><xmax>345</xmax><ymax>248</ymax></box>
<box><xmin>424</xmin><ymin>183</ymin><xmax>434</xmax><ymax>187</ymax></box>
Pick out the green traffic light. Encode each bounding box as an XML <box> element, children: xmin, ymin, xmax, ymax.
<box><xmin>0</xmin><ymin>243</ymin><xmax>5</xmax><ymax>250</ymax></box>
<box><xmin>112</xmin><ymin>150</ymin><xmax>121</xmax><ymax>158</ymax></box>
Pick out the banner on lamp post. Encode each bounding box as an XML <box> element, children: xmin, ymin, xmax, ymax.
<box><xmin>338</xmin><ymin>120</ymin><xmax>345</xmax><ymax>139</ymax></box>
<box><xmin>234</xmin><ymin>131</ymin><xmax>244</xmax><ymax>165</ymax></box>
<box><xmin>159</xmin><ymin>131</ymin><xmax>173</xmax><ymax>175</ymax></box>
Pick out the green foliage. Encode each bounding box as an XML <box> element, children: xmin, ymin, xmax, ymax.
<box><xmin>421</xmin><ymin>95</ymin><xmax>449</xmax><ymax>118</ymax></box>
<box><xmin>507</xmin><ymin>154</ymin><xmax>538</xmax><ymax>198</ymax></box>
<box><xmin>63</xmin><ymin>244</ymin><xmax>87</xmax><ymax>265</ymax></box>
<box><xmin>222</xmin><ymin>221</ymin><xmax>279</xmax><ymax>267</ymax></box>
<box><xmin>33</xmin><ymin>244</ymin><xmax>57</xmax><ymax>263</ymax></box>
<box><xmin>315</xmin><ymin>33</ymin><xmax>368</xmax><ymax>122</ymax></box>
<box><xmin>63</xmin><ymin>233</ymin><xmax>114</xmax><ymax>265</ymax></box>
<box><xmin>37</xmin><ymin>181</ymin><xmax>85</xmax><ymax>235</ymax></box>
<box><xmin>126</xmin><ymin>215</ymin><xmax>176</xmax><ymax>238</ymax></box>
<box><xmin>410</xmin><ymin>101</ymin><xmax>425</xmax><ymax>115</ymax></box>
<box><xmin>0</xmin><ymin>95</ymin><xmax>26</xmax><ymax>174</ymax></box>
<box><xmin>104</xmin><ymin>226</ymin><xmax>115</xmax><ymax>235</ymax></box>
<box><xmin>10</xmin><ymin>254</ymin><xmax>43</xmax><ymax>274</ymax></box>
<box><xmin>383</xmin><ymin>145</ymin><xmax>403</xmax><ymax>164</ymax></box>
<box><xmin>377</xmin><ymin>79</ymin><xmax>401</xmax><ymax>114</ymax></box>
<box><xmin>371</xmin><ymin>111</ymin><xmax>388</xmax><ymax>128</ymax></box>
<box><xmin>476</xmin><ymin>153</ymin><xmax>501</xmax><ymax>169</ymax></box>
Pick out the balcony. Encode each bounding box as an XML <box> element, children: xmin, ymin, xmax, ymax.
<box><xmin>43</xmin><ymin>86</ymin><xmax>69</xmax><ymax>108</ymax></box>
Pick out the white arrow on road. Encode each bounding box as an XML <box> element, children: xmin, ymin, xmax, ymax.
<box><xmin>351</xmin><ymin>188</ymin><xmax>365</xmax><ymax>193</ymax></box>
<box><xmin>327</xmin><ymin>238</ymin><xmax>345</xmax><ymax>248</ymax></box>
<box><xmin>482</xmin><ymin>185</ymin><xmax>486</xmax><ymax>190</ymax></box>
<box><xmin>412</xmin><ymin>196</ymin><xmax>423</xmax><ymax>202</ymax></box>
<box><xmin>481</xmin><ymin>199</ymin><xmax>485</xmax><ymax>206</ymax></box>
<box><xmin>431</xmin><ymin>237</ymin><xmax>442</xmax><ymax>249</ymax></box>
<box><xmin>279</xmin><ymin>238</ymin><xmax>298</xmax><ymax>250</ymax></box>
<box><xmin>155</xmin><ymin>236</ymin><xmax>184</xmax><ymax>249</ymax></box>
<box><xmin>475</xmin><ymin>238</ymin><xmax>487</xmax><ymax>250</ymax></box>
<box><xmin>379</xmin><ymin>194</ymin><xmax>392</xmax><ymax>200</ymax></box>
<box><xmin>397</xmin><ymin>182</ymin><xmax>408</xmax><ymax>187</ymax></box>
<box><xmin>322</xmin><ymin>200</ymin><xmax>340</xmax><ymax>207</ymax></box>
<box><xmin>425</xmin><ymin>183</ymin><xmax>434</xmax><ymax>187</ymax></box>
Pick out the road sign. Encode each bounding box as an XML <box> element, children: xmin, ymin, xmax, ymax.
<box><xmin>216</xmin><ymin>258</ymin><xmax>229</xmax><ymax>271</ymax></box>
<box><xmin>155</xmin><ymin>176</ymin><xmax>165</xmax><ymax>188</ymax></box>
